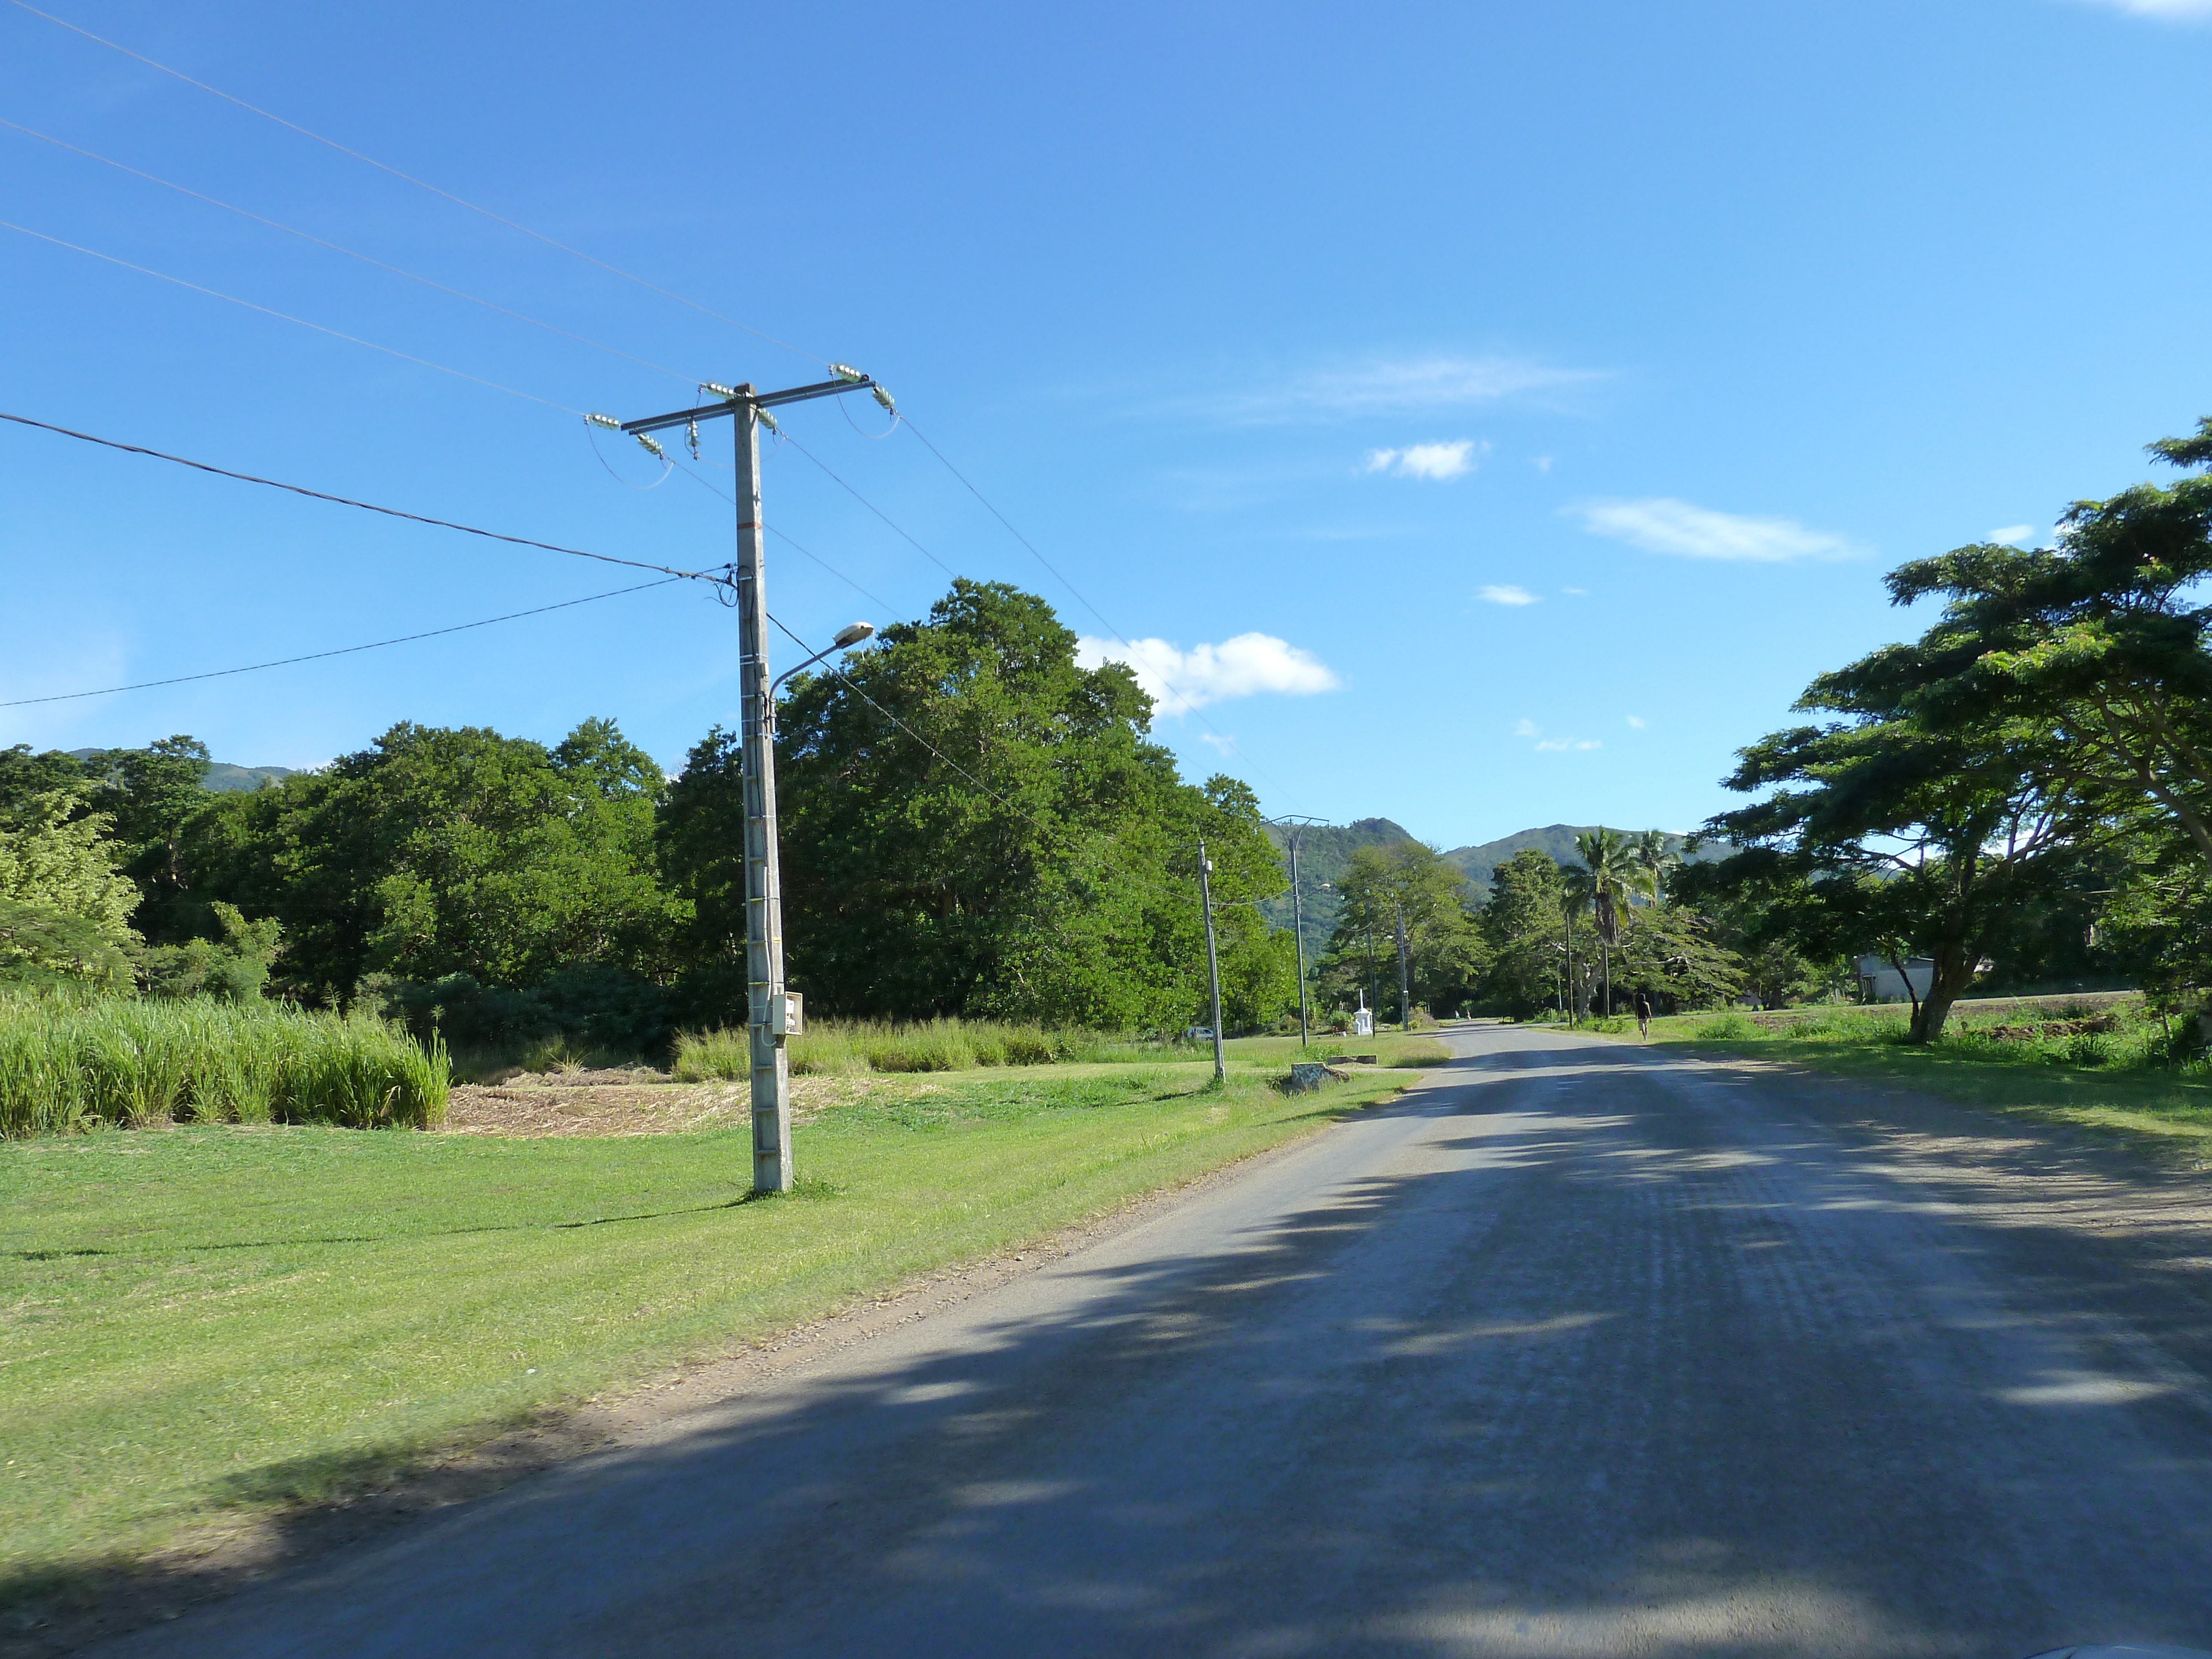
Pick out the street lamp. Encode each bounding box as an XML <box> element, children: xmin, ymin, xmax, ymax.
<box><xmin>1266</xmin><ymin>815</ymin><xmax>1333</xmax><ymax>1048</ymax></box>
<box><xmin>770</xmin><ymin>620</ymin><xmax>874</xmax><ymax>696</ymax></box>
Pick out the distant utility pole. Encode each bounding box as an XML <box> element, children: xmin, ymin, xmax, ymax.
<box><xmin>1393</xmin><ymin>898</ymin><xmax>1413</xmax><ymax>1031</ymax></box>
<box><xmin>602</xmin><ymin>367</ymin><xmax>892</xmax><ymax>1194</ymax></box>
<box><xmin>1268</xmin><ymin>815</ymin><xmax>1331</xmax><ymax>1048</ymax></box>
<box><xmin>1197</xmin><ymin>839</ymin><xmax>1227</xmax><ymax>1084</ymax></box>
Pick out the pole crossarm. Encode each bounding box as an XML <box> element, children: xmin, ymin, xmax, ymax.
<box><xmin>619</xmin><ymin>375</ymin><xmax>883</xmax><ymax>436</ymax></box>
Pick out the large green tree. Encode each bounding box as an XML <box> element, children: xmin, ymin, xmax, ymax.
<box><xmin>185</xmin><ymin>718</ymin><xmax>684</xmax><ymax>1003</ymax></box>
<box><xmin>1705</xmin><ymin>693</ymin><xmax>2088</xmax><ymax>1041</ymax></box>
<box><xmin>1477</xmin><ymin>848</ymin><xmax>1570</xmax><ymax>1018</ymax></box>
<box><xmin>1878</xmin><ymin>418</ymin><xmax>2212</xmax><ymax>872</ymax></box>
<box><xmin>664</xmin><ymin>580</ymin><xmax>1291</xmax><ymax>1030</ymax></box>
<box><xmin>1319</xmin><ymin>842</ymin><xmax>1483</xmax><ymax>1023</ymax></box>
<box><xmin>0</xmin><ymin>784</ymin><xmax>141</xmax><ymax>990</ymax></box>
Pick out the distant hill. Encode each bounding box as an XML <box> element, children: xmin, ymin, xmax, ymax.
<box><xmin>1438</xmin><ymin>824</ymin><xmax>1719</xmax><ymax>891</ymax></box>
<box><xmin>1259</xmin><ymin>818</ymin><xmax>1417</xmax><ymax>957</ymax></box>
<box><xmin>1261</xmin><ymin>818</ymin><xmax>1721</xmax><ymax>957</ymax></box>
<box><xmin>67</xmin><ymin>749</ymin><xmax>302</xmax><ymax>794</ymax></box>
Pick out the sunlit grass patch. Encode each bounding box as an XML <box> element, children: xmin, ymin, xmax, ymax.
<box><xmin>0</xmin><ymin>1057</ymin><xmax>1406</xmax><ymax>1608</ymax></box>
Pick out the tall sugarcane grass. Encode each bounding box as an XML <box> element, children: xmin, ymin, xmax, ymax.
<box><xmin>0</xmin><ymin>992</ymin><xmax>448</xmax><ymax>1136</ymax></box>
<box><xmin>672</xmin><ymin>1017</ymin><xmax>1170</xmax><ymax>1081</ymax></box>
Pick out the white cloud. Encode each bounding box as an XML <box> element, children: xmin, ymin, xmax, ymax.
<box><xmin>1516</xmin><ymin>717</ymin><xmax>1600</xmax><ymax>753</ymax></box>
<box><xmin>1195</xmin><ymin>355</ymin><xmax>1602</xmax><ymax>423</ymax></box>
<box><xmin>1563</xmin><ymin>586</ymin><xmax>1588</xmax><ymax>596</ymax></box>
<box><xmin>1478</xmin><ymin>584</ymin><xmax>1538</xmax><ymax>607</ymax></box>
<box><xmin>1626</xmin><ymin>714</ymin><xmax>1647</xmax><ymax>730</ymax></box>
<box><xmin>1572</xmin><ymin>498</ymin><xmax>1861</xmax><ymax>562</ymax></box>
<box><xmin>1077</xmin><ymin>632</ymin><xmax>1340</xmax><ymax>716</ymax></box>
<box><xmin>1365</xmin><ymin>440</ymin><xmax>1481</xmax><ymax>480</ymax></box>
<box><xmin>2077</xmin><ymin>0</ymin><xmax>2212</xmax><ymax>17</ymax></box>
<box><xmin>1533</xmin><ymin>456</ymin><xmax>1554</xmax><ymax>473</ymax></box>
<box><xmin>1989</xmin><ymin>524</ymin><xmax>2039</xmax><ymax>546</ymax></box>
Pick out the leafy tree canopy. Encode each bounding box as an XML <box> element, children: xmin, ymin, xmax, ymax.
<box><xmin>185</xmin><ymin>717</ymin><xmax>685</xmax><ymax>1003</ymax></box>
<box><xmin>0</xmin><ymin>785</ymin><xmax>141</xmax><ymax>990</ymax></box>
<box><xmin>664</xmin><ymin>580</ymin><xmax>1291</xmax><ymax>1031</ymax></box>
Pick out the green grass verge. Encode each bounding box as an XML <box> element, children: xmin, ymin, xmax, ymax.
<box><xmin>0</xmin><ymin>1059</ymin><xmax>1407</xmax><ymax>1603</ymax></box>
<box><xmin>1220</xmin><ymin>1031</ymin><xmax>1455</xmax><ymax>1068</ymax></box>
<box><xmin>1618</xmin><ymin>1000</ymin><xmax>2212</xmax><ymax>1158</ymax></box>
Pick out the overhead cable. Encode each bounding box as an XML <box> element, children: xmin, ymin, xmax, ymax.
<box><xmin>768</xmin><ymin>613</ymin><xmax>1203</xmax><ymax>915</ymax></box>
<box><xmin>779</xmin><ymin>434</ymin><xmax>958</xmax><ymax>578</ymax></box>
<box><xmin>0</xmin><ymin>577</ymin><xmax>681</xmax><ymax>707</ymax></box>
<box><xmin>0</xmin><ymin>411</ymin><xmax>718</xmax><ymax>580</ymax></box>
<box><xmin>0</xmin><ymin>219</ymin><xmax>584</xmax><ymax>415</ymax></box>
<box><xmin>0</xmin><ymin>116</ymin><xmax>699</xmax><ymax>385</ymax></box>
<box><xmin>896</xmin><ymin>411</ymin><xmax>1282</xmax><ymax>786</ymax></box>
<box><xmin>669</xmin><ymin>457</ymin><xmax>900</xmax><ymax>613</ymax></box>
<box><xmin>7</xmin><ymin>0</ymin><xmax>821</xmax><ymax>366</ymax></box>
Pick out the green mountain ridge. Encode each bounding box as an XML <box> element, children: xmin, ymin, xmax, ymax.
<box><xmin>1261</xmin><ymin>818</ymin><xmax>1717</xmax><ymax>959</ymax></box>
<box><xmin>65</xmin><ymin>750</ymin><xmax>302</xmax><ymax>794</ymax></box>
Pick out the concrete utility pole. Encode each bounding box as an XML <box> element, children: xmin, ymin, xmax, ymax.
<box><xmin>609</xmin><ymin>368</ymin><xmax>890</xmax><ymax>1193</ymax></box>
<box><xmin>1267</xmin><ymin>816</ymin><xmax>1331</xmax><ymax>1049</ymax></box>
<box><xmin>1393</xmin><ymin>898</ymin><xmax>1413</xmax><ymax>1031</ymax></box>
<box><xmin>1197</xmin><ymin>839</ymin><xmax>1227</xmax><ymax>1084</ymax></box>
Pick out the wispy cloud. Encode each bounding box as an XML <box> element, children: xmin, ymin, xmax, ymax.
<box><xmin>1516</xmin><ymin>717</ymin><xmax>1601</xmax><ymax>753</ymax></box>
<box><xmin>1989</xmin><ymin>524</ymin><xmax>2036</xmax><ymax>545</ymax></box>
<box><xmin>1365</xmin><ymin>440</ymin><xmax>1481</xmax><ymax>481</ymax></box>
<box><xmin>2075</xmin><ymin>0</ymin><xmax>2212</xmax><ymax>18</ymax></box>
<box><xmin>1626</xmin><ymin>714</ymin><xmax>1647</xmax><ymax>730</ymax></box>
<box><xmin>1077</xmin><ymin>632</ymin><xmax>1340</xmax><ymax>716</ymax></box>
<box><xmin>1573</xmin><ymin>498</ymin><xmax>1861</xmax><ymax>562</ymax></box>
<box><xmin>1478</xmin><ymin>585</ymin><xmax>1538</xmax><ymax>607</ymax></box>
<box><xmin>1192</xmin><ymin>354</ymin><xmax>1602</xmax><ymax>424</ymax></box>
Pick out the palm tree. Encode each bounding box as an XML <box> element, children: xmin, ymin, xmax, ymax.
<box><xmin>1631</xmin><ymin>830</ymin><xmax>1682</xmax><ymax>907</ymax></box>
<box><xmin>1558</xmin><ymin>863</ymin><xmax>1594</xmax><ymax>1022</ymax></box>
<box><xmin>1573</xmin><ymin>828</ymin><xmax>1655</xmax><ymax>1019</ymax></box>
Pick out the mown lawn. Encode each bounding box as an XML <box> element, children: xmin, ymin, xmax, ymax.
<box><xmin>1</xmin><ymin>1061</ymin><xmax>1408</xmax><ymax>1602</ymax></box>
<box><xmin>1617</xmin><ymin>1001</ymin><xmax>2212</xmax><ymax>1157</ymax></box>
<box><xmin>1220</xmin><ymin>1030</ymin><xmax>1454</xmax><ymax>1067</ymax></box>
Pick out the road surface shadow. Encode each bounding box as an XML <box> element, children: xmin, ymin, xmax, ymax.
<box><xmin>58</xmin><ymin>1039</ymin><xmax>2212</xmax><ymax>1658</ymax></box>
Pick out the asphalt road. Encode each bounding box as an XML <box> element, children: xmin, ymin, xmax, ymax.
<box><xmin>97</xmin><ymin>1025</ymin><xmax>2212</xmax><ymax>1658</ymax></box>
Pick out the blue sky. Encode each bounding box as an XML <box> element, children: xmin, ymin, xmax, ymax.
<box><xmin>3</xmin><ymin>0</ymin><xmax>2209</xmax><ymax>850</ymax></box>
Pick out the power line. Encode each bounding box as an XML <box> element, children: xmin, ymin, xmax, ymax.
<box><xmin>1</xmin><ymin>577</ymin><xmax>681</xmax><ymax>707</ymax></box>
<box><xmin>0</xmin><ymin>218</ymin><xmax>584</xmax><ymax>415</ymax></box>
<box><xmin>0</xmin><ymin>411</ymin><xmax>718</xmax><ymax>580</ymax></box>
<box><xmin>0</xmin><ymin>115</ymin><xmax>699</xmax><ymax>385</ymax></box>
<box><xmin>779</xmin><ymin>434</ymin><xmax>959</xmax><ymax>580</ymax></box>
<box><xmin>896</xmin><ymin>410</ymin><xmax>1285</xmax><ymax>786</ymax></box>
<box><xmin>7</xmin><ymin>0</ymin><xmax>822</xmax><ymax>367</ymax></box>
<box><xmin>669</xmin><ymin>456</ymin><xmax>901</xmax><ymax>613</ymax></box>
<box><xmin>768</xmin><ymin>613</ymin><xmax>1204</xmax><ymax>916</ymax></box>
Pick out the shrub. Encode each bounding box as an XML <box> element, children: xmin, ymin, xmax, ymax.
<box><xmin>0</xmin><ymin>991</ymin><xmax>447</xmax><ymax>1136</ymax></box>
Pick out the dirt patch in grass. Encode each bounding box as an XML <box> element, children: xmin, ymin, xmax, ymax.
<box><xmin>442</xmin><ymin>1073</ymin><xmax>901</xmax><ymax>1138</ymax></box>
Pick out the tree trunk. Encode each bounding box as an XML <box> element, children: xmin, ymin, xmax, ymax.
<box><xmin>1907</xmin><ymin>940</ymin><xmax>1980</xmax><ymax>1044</ymax></box>
<box><xmin>1601</xmin><ymin>946</ymin><xmax>1611</xmax><ymax>1020</ymax></box>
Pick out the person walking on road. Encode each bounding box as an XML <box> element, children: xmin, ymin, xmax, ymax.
<box><xmin>1634</xmin><ymin>990</ymin><xmax>1652</xmax><ymax>1040</ymax></box>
